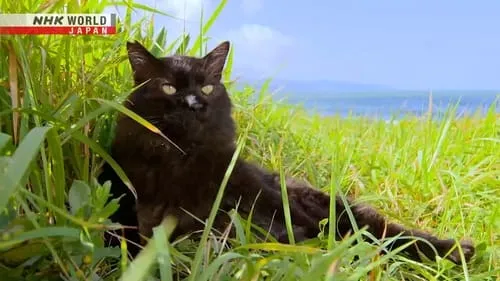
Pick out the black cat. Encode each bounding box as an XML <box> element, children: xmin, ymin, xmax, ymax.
<box><xmin>99</xmin><ymin>41</ymin><xmax>474</xmax><ymax>264</ymax></box>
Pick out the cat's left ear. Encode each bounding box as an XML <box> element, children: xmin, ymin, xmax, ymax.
<box><xmin>127</xmin><ymin>41</ymin><xmax>160</xmax><ymax>83</ymax></box>
<box><xmin>203</xmin><ymin>41</ymin><xmax>230</xmax><ymax>80</ymax></box>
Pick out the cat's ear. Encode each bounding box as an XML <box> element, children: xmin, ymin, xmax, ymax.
<box><xmin>126</xmin><ymin>41</ymin><xmax>160</xmax><ymax>83</ymax></box>
<box><xmin>203</xmin><ymin>41</ymin><xmax>230</xmax><ymax>80</ymax></box>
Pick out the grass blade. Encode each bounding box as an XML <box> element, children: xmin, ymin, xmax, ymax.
<box><xmin>0</xmin><ymin>133</ymin><xmax>12</xmax><ymax>151</ymax></box>
<box><xmin>0</xmin><ymin>126</ymin><xmax>52</xmax><ymax>210</ymax></box>
<box><xmin>188</xmin><ymin>123</ymin><xmax>251</xmax><ymax>281</ymax></box>
<box><xmin>189</xmin><ymin>0</ymin><xmax>228</xmax><ymax>56</ymax></box>
<box><xmin>120</xmin><ymin>215</ymin><xmax>177</xmax><ymax>281</ymax></box>
<box><xmin>0</xmin><ymin>226</ymin><xmax>81</xmax><ymax>250</ymax></box>
<box><xmin>91</xmin><ymin>98</ymin><xmax>186</xmax><ymax>155</ymax></box>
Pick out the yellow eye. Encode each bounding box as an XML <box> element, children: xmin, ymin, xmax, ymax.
<box><xmin>162</xmin><ymin>84</ymin><xmax>177</xmax><ymax>95</ymax></box>
<box><xmin>201</xmin><ymin>84</ymin><xmax>214</xmax><ymax>95</ymax></box>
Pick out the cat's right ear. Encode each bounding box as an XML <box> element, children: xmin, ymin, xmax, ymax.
<box><xmin>126</xmin><ymin>41</ymin><xmax>159</xmax><ymax>83</ymax></box>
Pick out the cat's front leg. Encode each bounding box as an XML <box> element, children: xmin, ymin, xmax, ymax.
<box><xmin>225</xmin><ymin>161</ymin><xmax>320</xmax><ymax>238</ymax></box>
<box><xmin>136</xmin><ymin>201</ymin><xmax>165</xmax><ymax>242</ymax></box>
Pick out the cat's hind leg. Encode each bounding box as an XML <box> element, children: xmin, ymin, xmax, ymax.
<box><xmin>270</xmin><ymin>174</ymin><xmax>475</xmax><ymax>264</ymax></box>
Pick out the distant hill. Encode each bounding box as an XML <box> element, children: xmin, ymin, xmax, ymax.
<box><xmin>235</xmin><ymin>79</ymin><xmax>500</xmax><ymax>97</ymax></box>
<box><xmin>237</xmin><ymin>78</ymin><xmax>395</xmax><ymax>93</ymax></box>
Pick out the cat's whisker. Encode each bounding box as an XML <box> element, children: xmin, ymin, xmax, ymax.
<box><xmin>143</xmin><ymin>116</ymin><xmax>164</xmax><ymax>122</ymax></box>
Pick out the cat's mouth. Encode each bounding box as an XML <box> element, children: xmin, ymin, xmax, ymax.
<box><xmin>192</xmin><ymin>109</ymin><xmax>209</xmax><ymax>121</ymax></box>
<box><xmin>188</xmin><ymin>104</ymin><xmax>208</xmax><ymax>115</ymax></box>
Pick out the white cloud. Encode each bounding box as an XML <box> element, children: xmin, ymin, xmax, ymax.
<box><xmin>241</xmin><ymin>0</ymin><xmax>262</xmax><ymax>16</ymax></box>
<box><xmin>157</xmin><ymin>0</ymin><xmax>211</xmax><ymax>41</ymax></box>
<box><xmin>165</xmin><ymin>0</ymin><xmax>209</xmax><ymax>22</ymax></box>
<box><xmin>112</xmin><ymin>0</ymin><xmax>208</xmax><ymax>21</ymax></box>
<box><xmin>225</xmin><ymin>24</ymin><xmax>294</xmax><ymax>78</ymax></box>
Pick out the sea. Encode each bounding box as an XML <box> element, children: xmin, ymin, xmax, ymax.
<box><xmin>272</xmin><ymin>90</ymin><xmax>499</xmax><ymax>119</ymax></box>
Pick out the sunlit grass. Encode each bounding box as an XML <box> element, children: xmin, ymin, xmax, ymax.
<box><xmin>1</xmin><ymin>0</ymin><xmax>499</xmax><ymax>280</ymax></box>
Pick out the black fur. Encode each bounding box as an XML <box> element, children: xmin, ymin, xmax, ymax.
<box><xmin>98</xmin><ymin>41</ymin><xmax>474</xmax><ymax>264</ymax></box>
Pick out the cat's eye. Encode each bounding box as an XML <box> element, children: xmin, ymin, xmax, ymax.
<box><xmin>201</xmin><ymin>84</ymin><xmax>214</xmax><ymax>95</ymax></box>
<box><xmin>162</xmin><ymin>84</ymin><xmax>177</xmax><ymax>95</ymax></box>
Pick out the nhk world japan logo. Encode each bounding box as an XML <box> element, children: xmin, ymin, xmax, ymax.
<box><xmin>0</xmin><ymin>13</ymin><xmax>117</xmax><ymax>35</ymax></box>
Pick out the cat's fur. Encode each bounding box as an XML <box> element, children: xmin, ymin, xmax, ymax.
<box><xmin>99</xmin><ymin>41</ymin><xmax>474</xmax><ymax>264</ymax></box>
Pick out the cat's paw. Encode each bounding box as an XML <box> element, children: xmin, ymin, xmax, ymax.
<box><xmin>446</xmin><ymin>239</ymin><xmax>475</xmax><ymax>264</ymax></box>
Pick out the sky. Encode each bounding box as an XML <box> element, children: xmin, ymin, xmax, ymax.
<box><xmin>116</xmin><ymin>0</ymin><xmax>500</xmax><ymax>90</ymax></box>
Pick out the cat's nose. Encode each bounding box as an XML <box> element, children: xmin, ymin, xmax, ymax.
<box><xmin>185</xmin><ymin>95</ymin><xmax>204</xmax><ymax>111</ymax></box>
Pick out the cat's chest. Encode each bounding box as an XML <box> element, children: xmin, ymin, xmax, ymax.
<box><xmin>120</xmin><ymin>136</ymin><xmax>233</xmax><ymax>200</ymax></box>
<box><xmin>153</xmin><ymin>149</ymin><xmax>229</xmax><ymax>185</ymax></box>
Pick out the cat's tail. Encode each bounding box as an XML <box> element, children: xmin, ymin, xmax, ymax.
<box><xmin>274</xmin><ymin>176</ymin><xmax>475</xmax><ymax>264</ymax></box>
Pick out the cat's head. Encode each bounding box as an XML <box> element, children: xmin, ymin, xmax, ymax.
<box><xmin>123</xmin><ymin>41</ymin><xmax>235</xmax><ymax>145</ymax></box>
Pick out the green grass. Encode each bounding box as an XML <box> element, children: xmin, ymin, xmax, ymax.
<box><xmin>0</xmin><ymin>1</ymin><xmax>499</xmax><ymax>280</ymax></box>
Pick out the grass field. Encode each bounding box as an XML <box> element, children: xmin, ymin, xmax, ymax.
<box><xmin>0</xmin><ymin>1</ymin><xmax>499</xmax><ymax>280</ymax></box>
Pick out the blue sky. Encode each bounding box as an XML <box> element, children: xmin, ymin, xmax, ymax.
<box><xmin>124</xmin><ymin>0</ymin><xmax>500</xmax><ymax>90</ymax></box>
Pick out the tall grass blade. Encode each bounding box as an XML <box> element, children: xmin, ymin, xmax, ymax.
<box><xmin>188</xmin><ymin>123</ymin><xmax>251</xmax><ymax>281</ymax></box>
<box><xmin>7</xmin><ymin>42</ymin><xmax>19</xmax><ymax>144</ymax></box>
<box><xmin>91</xmin><ymin>98</ymin><xmax>186</xmax><ymax>155</ymax></box>
<box><xmin>189</xmin><ymin>0</ymin><xmax>228</xmax><ymax>56</ymax></box>
<box><xmin>0</xmin><ymin>126</ymin><xmax>52</xmax><ymax>210</ymax></box>
<box><xmin>120</xmin><ymin>215</ymin><xmax>177</xmax><ymax>281</ymax></box>
<box><xmin>0</xmin><ymin>133</ymin><xmax>11</xmax><ymax>151</ymax></box>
